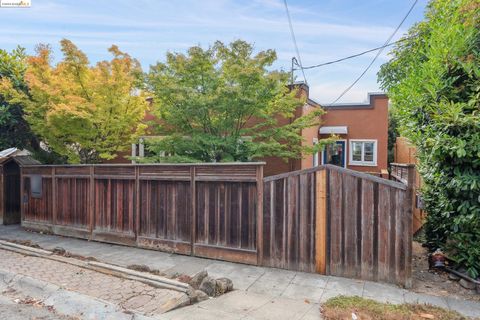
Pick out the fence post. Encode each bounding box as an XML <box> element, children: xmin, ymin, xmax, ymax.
<box><xmin>89</xmin><ymin>166</ymin><xmax>95</xmax><ymax>238</ymax></box>
<box><xmin>19</xmin><ymin>168</ymin><xmax>24</xmax><ymax>223</ymax></box>
<box><xmin>134</xmin><ymin>165</ymin><xmax>139</xmax><ymax>241</ymax></box>
<box><xmin>315</xmin><ymin>168</ymin><xmax>327</xmax><ymax>274</ymax></box>
<box><xmin>190</xmin><ymin>166</ymin><xmax>196</xmax><ymax>256</ymax></box>
<box><xmin>256</xmin><ymin>164</ymin><xmax>264</xmax><ymax>265</ymax></box>
<box><xmin>52</xmin><ymin>167</ymin><xmax>57</xmax><ymax>225</ymax></box>
<box><xmin>404</xmin><ymin>164</ymin><xmax>416</xmax><ymax>288</ymax></box>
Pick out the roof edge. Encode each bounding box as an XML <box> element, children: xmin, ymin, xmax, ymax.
<box><xmin>318</xmin><ymin>92</ymin><xmax>387</xmax><ymax>110</ymax></box>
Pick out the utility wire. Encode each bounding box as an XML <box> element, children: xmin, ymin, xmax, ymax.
<box><xmin>329</xmin><ymin>0</ymin><xmax>418</xmax><ymax>105</ymax></box>
<box><xmin>283</xmin><ymin>0</ymin><xmax>307</xmax><ymax>84</ymax></box>
<box><xmin>294</xmin><ymin>37</ymin><xmax>411</xmax><ymax>70</ymax></box>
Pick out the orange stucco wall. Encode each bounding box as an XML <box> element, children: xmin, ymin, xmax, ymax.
<box><xmin>317</xmin><ymin>94</ymin><xmax>389</xmax><ymax>175</ymax></box>
<box><xmin>106</xmin><ymin>86</ymin><xmax>389</xmax><ymax>178</ymax></box>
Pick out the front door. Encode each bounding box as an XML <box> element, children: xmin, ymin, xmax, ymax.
<box><xmin>323</xmin><ymin>141</ymin><xmax>346</xmax><ymax>168</ymax></box>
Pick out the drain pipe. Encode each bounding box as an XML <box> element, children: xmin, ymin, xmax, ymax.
<box><xmin>431</xmin><ymin>249</ymin><xmax>480</xmax><ymax>285</ymax></box>
<box><xmin>444</xmin><ymin>267</ymin><xmax>480</xmax><ymax>285</ymax></box>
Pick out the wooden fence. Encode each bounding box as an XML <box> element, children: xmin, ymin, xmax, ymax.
<box><xmin>262</xmin><ymin>165</ymin><xmax>413</xmax><ymax>287</ymax></box>
<box><xmin>390</xmin><ymin>163</ymin><xmax>424</xmax><ymax>234</ymax></box>
<box><xmin>20</xmin><ymin>163</ymin><xmax>413</xmax><ymax>287</ymax></box>
<box><xmin>21</xmin><ymin>163</ymin><xmax>263</xmax><ymax>264</ymax></box>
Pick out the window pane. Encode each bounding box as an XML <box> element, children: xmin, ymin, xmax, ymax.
<box><xmin>352</xmin><ymin>142</ymin><xmax>362</xmax><ymax>161</ymax></box>
<box><xmin>364</xmin><ymin>142</ymin><xmax>374</xmax><ymax>162</ymax></box>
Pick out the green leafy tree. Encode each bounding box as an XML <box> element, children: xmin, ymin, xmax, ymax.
<box><xmin>144</xmin><ymin>40</ymin><xmax>326</xmax><ymax>163</ymax></box>
<box><xmin>0</xmin><ymin>47</ymin><xmax>37</xmax><ymax>150</ymax></box>
<box><xmin>387</xmin><ymin>110</ymin><xmax>399</xmax><ymax>165</ymax></box>
<box><xmin>378</xmin><ymin>0</ymin><xmax>480</xmax><ymax>277</ymax></box>
<box><xmin>2</xmin><ymin>40</ymin><xmax>149</xmax><ymax>163</ymax></box>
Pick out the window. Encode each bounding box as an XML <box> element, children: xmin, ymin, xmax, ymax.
<box><xmin>349</xmin><ymin>140</ymin><xmax>377</xmax><ymax>166</ymax></box>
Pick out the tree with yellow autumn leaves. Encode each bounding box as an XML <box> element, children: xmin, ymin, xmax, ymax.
<box><xmin>1</xmin><ymin>39</ymin><xmax>149</xmax><ymax>163</ymax></box>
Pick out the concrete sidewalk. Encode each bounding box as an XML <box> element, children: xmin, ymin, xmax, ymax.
<box><xmin>1</xmin><ymin>225</ymin><xmax>480</xmax><ymax>319</ymax></box>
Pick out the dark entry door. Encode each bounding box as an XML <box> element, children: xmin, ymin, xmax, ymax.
<box><xmin>323</xmin><ymin>141</ymin><xmax>346</xmax><ymax>168</ymax></box>
<box><xmin>4</xmin><ymin>161</ymin><xmax>21</xmax><ymax>224</ymax></box>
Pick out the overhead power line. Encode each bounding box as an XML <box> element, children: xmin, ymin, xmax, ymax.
<box><xmin>294</xmin><ymin>37</ymin><xmax>411</xmax><ymax>71</ymax></box>
<box><xmin>283</xmin><ymin>0</ymin><xmax>307</xmax><ymax>84</ymax></box>
<box><xmin>329</xmin><ymin>0</ymin><xmax>419</xmax><ymax>105</ymax></box>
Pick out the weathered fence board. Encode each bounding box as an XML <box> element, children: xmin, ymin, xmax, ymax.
<box><xmin>261</xmin><ymin>169</ymin><xmax>317</xmax><ymax>273</ymax></box>
<box><xmin>23</xmin><ymin>177</ymin><xmax>53</xmax><ymax>224</ymax></box>
<box><xmin>56</xmin><ymin>177</ymin><xmax>90</xmax><ymax>228</ymax></box>
<box><xmin>137</xmin><ymin>179</ymin><xmax>192</xmax><ymax>253</ymax></box>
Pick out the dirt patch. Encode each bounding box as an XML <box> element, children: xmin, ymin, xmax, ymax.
<box><xmin>412</xmin><ymin>241</ymin><xmax>480</xmax><ymax>301</ymax></box>
<box><xmin>126</xmin><ymin>264</ymin><xmax>167</xmax><ymax>277</ymax></box>
<box><xmin>322</xmin><ymin>295</ymin><xmax>466</xmax><ymax>320</ymax></box>
<box><xmin>5</xmin><ymin>239</ymin><xmax>42</xmax><ymax>249</ymax></box>
<box><xmin>61</xmin><ymin>252</ymin><xmax>98</xmax><ymax>261</ymax></box>
<box><xmin>23</xmin><ymin>228</ymin><xmax>54</xmax><ymax>236</ymax></box>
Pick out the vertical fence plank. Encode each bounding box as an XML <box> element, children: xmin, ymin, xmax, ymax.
<box><xmin>19</xmin><ymin>168</ymin><xmax>23</xmax><ymax>222</ymax></box>
<box><xmin>90</xmin><ymin>166</ymin><xmax>94</xmax><ymax>236</ymax></box>
<box><xmin>360</xmin><ymin>180</ymin><xmax>375</xmax><ymax>280</ymax></box>
<box><xmin>135</xmin><ymin>166</ymin><xmax>140</xmax><ymax>240</ymax></box>
<box><xmin>190</xmin><ymin>166</ymin><xmax>196</xmax><ymax>256</ymax></box>
<box><xmin>315</xmin><ymin>170</ymin><xmax>327</xmax><ymax>274</ymax></box>
<box><xmin>52</xmin><ymin>167</ymin><xmax>57</xmax><ymax>225</ymax></box>
<box><xmin>377</xmin><ymin>183</ymin><xmax>391</xmax><ymax>282</ymax></box>
<box><xmin>256</xmin><ymin>165</ymin><xmax>263</xmax><ymax>265</ymax></box>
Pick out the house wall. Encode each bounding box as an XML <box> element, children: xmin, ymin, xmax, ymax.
<box><xmin>394</xmin><ymin>136</ymin><xmax>417</xmax><ymax>164</ymax></box>
<box><xmin>105</xmin><ymin>86</ymin><xmax>389</xmax><ymax>178</ymax></box>
<box><xmin>300</xmin><ymin>104</ymin><xmax>321</xmax><ymax>170</ymax></box>
<box><xmin>318</xmin><ymin>94</ymin><xmax>389</xmax><ymax>175</ymax></box>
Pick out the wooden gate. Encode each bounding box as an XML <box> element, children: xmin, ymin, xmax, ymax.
<box><xmin>261</xmin><ymin>165</ymin><xmax>413</xmax><ymax>287</ymax></box>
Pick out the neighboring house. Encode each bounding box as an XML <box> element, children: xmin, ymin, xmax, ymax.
<box><xmin>120</xmin><ymin>83</ymin><xmax>389</xmax><ymax>177</ymax></box>
<box><xmin>258</xmin><ymin>84</ymin><xmax>389</xmax><ymax>177</ymax></box>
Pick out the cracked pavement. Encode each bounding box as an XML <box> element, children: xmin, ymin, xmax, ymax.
<box><xmin>0</xmin><ymin>248</ymin><xmax>188</xmax><ymax>318</ymax></box>
<box><xmin>1</xmin><ymin>226</ymin><xmax>480</xmax><ymax>319</ymax></box>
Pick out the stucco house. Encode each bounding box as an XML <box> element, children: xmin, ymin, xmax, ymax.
<box><xmin>243</xmin><ymin>83</ymin><xmax>389</xmax><ymax>177</ymax></box>
<box><xmin>122</xmin><ymin>83</ymin><xmax>389</xmax><ymax>177</ymax></box>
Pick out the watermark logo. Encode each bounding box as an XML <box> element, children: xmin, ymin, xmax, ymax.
<box><xmin>0</xmin><ymin>0</ymin><xmax>31</xmax><ymax>8</ymax></box>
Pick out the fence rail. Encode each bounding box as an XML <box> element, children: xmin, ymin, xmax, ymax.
<box><xmin>21</xmin><ymin>162</ymin><xmax>413</xmax><ymax>287</ymax></box>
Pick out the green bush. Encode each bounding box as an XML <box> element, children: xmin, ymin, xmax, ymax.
<box><xmin>378</xmin><ymin>0</ymin><xmax>480</xmax><ymax>277</ymax></box>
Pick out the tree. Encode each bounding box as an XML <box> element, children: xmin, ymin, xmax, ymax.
<box><xmin>144</xmin><ymin>40</ymin><xmax>325</xmax><ymax>163</ymax></box>
<box><xmin>378</xmin><ymin>0</ymin><xmax>480</xmax><ymax>277</ymax></box>
<box><xmin>0</xmin><ymin>47</ymin><xmax>37</xmax><ymax>150</ymax></box>
<box><xmin>2</xmin><ymin>40</ymin><xmax>149</xmax><ymax>163</ymax></box>
<box><xmin>387</xmin><ymin>111</ymin><xmax>399</xmax><ymax>165</ymax></box>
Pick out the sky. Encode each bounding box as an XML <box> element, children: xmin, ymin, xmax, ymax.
<box><xmin>0</xmin><ymin>0</ymin><xmax>428</xmax><ymax>104</ymax></box>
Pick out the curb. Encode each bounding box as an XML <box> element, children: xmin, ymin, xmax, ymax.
<box><xmin>0</xmin><ymin>268</ymin><xmax>156</xmax><ymax>320</ymax></box>
<box><xmin>0</xmin><ymin>240</ymin><xmax>191</xmax><ymax>293</ymax></box>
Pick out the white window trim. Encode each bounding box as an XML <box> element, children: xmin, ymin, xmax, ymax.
<box><xmin>313</xmin><ymin>138</ymin><xmax>319</xmax><ymax>167</ymax></box>
<box><xmin>321</xmin><ymin>139</ymin><xmax>347</xmax><ymax>168</ymax></box>
<box><xmin>349</xmin><ymin>139</ymin><xmax>377</xmax><ymax>167</ymax></box>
